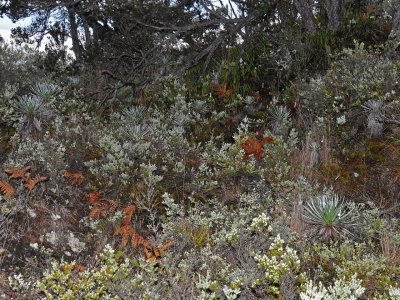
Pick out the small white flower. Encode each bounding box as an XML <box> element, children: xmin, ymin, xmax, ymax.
<box><xmin>67</xmin><ymin>233</ymin><xmax>86</xmax><ymax>253</ymax></box>
<box><xmin>27</xmin><ymin>208</ymin><xmax>37</xmax><ymax>218</ymax></box>
<box><xmin>51</xmin><ymin>214</ymin><xmax>61</xmax><ymax>221</ymax></box>
<box><xmin>336</xmin><ymin>115</ymin><xmax>346</xmax><ymax>125</ymax></box>
<box><xmin>45</xmin><ymin>231</ymin><xmax>57</xmax><ymax>245</ymax></box>
<box><xmin>29</xmin><ymin>243</ymin><xmax>38</xmax><ymax>250</ymax></box>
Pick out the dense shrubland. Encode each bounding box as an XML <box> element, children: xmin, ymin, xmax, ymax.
<box><xmin>1</xmin><ymin>0</ymin><xmax>400</xmax><ymax>299</ymax></box>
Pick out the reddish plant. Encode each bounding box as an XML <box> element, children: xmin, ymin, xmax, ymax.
<box><xmin>213</xmin><ymin>84</ymin><xmax>235</xmax><ymax>99</ymax></box>
<box><xmin>63</xmin><ymin>172</ymin><xmax>85</xmax><ymax>186</ymax></box>
<box><xmin>241</xmin><ymin>136</ymin><xmax>275</xmax><ymax>160</ymax></box>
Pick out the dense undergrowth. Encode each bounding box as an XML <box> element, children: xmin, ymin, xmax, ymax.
<box><xmin>0</xmin><ymin>37</ymin><xmax>400</xmax><ymax>299</ymax></box>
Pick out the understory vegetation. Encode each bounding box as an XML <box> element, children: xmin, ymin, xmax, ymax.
<box><xmin>1</xmin><ymin>0</ymin><xmax>400</xmax><ymax>299</ymax></box>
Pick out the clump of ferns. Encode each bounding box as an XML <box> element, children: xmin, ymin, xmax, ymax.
<box><xmin>31</xmin><ymin>82</ymin><xmax>61</xmax><ymax>103</ymax></box>
<box><xmin>268</xmin><ymin>106</ymin><xmax>291</xmax><ymax>137</ymax></box>
<box><xmin>362</xmin><ymin>99</ymin><xmax>384</xmax><ymax>137</ymax></box>
<box><xmin>302</xmin><ymin>193</ymin><xmax>359</xmax><ymax>241</ymax></box>
<box><xmin>15</xmin><ymin>94</ymin><xmax>53</xmax><ymax>135</ymax></box>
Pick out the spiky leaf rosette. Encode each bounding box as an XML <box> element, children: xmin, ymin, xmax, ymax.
<box><xmin>31</xmin><ymin>82</ymin><xmax>61</xmax><ymax>101</ymax></box>
<box><xmin>302</xmin><ymin>194</ymin><xmax>359</xmax><ymax>240</ymax></box>
<box><xmin>268</xmin><ymin>106</ymin><xmax>291</xmax><ymax>136</ymax></box>
<box><xmin>362</xmin><ymin>99</ymin><xmax>384</xmax><ymax>137</ymax></box>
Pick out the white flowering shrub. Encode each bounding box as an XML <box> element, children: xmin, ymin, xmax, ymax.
<box><xmin>5</xmin><ymin>132</ymin><xmax>67</xmax><ymax>177</ymax></box>
<box><xmin>301</xmin><ymin>240</ymin><xmax>400</xmax><ymax>298</ymax></box>
<box><xmin>300</xmin><ymin>274</ymin><xmax>365</xmax><ymax>300</ymax></box>
<box><xmin>84</xmin><ymin>95</ymin><xmax>210</xmax><ymax>189</ymax></box>
<box><xmin>250</xmin><ymin>213</ymin><xmax>273</xmax><ymax>233</ymax></box>
<box><xmin>36</xmin><ymin>245</ymin><xmax>131</xmax><ymax>299</ymax></box>
<box><xmin>253</xmin><ymin>234</ymin><xmax>300</xmax><ymax>296</ymax></box>
<box><xmin>0</xmin><ymin>43</ymin><xmax>45</xmax><ymax>95</ymax></box>
<box><xmin>85</xmin><ymin>131</ymin><xmax>135</xmax><ymax>187</ymax></box>
<box><xmin>389</xmin><ymin>287</ymin><xmax>400</xmax><ymax>299</ymax></box>
<box><xmin>299</xmin><ymin>41</ymin><xmax>398</xmax><ymax>132</ymax></box>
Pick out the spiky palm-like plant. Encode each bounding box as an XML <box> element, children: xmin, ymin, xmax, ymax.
<box><xmin>123</xmin><ymin>124</ymin><xmax>149</xmax><ymax>140</ymax></box>
<box><xmin>122</xmin><ymin>106</ymin><xmax>147</xmax><ymax>123</ymax></box>
<box><xmin>362</xmin><ymin>99</ymin><xmax>384</xmax><ymax>137</ymax></box>
<box><xmin>268</xmin><ymin>106</ymin><xmax>291</xmax><ymax>136</ymax></box>
<box><xmin>15</xmin><ymin>95</ymin><xmax>52</xmax><ymax>133</ymax></box>
<box><xmin>31</xmin><ymin>82</ymin><xmax>61</xmax><ymax>102</ymax></box>
<box><xmin>302</xmin><ymin>194</ymin><xmax>359</xmax><ymax>240</ymax></box>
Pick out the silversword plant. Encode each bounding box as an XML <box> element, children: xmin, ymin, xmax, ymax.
<box><xmin>302</xmin><ymin>193</ymin><xmax>359</xmax><ymax>240</ymax></box>
<box><xmin>362</xmin><ymin>99</ymin><xmax>384</xmax><ymax>137</ymax></box>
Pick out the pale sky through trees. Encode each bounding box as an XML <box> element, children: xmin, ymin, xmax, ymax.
<box><xmin>0</xmin><ymin>0</ymin><xmax>237</xmax><ymax>43</ymax></box>
<box><xmin>0</xmin><ymin>16</ymin><xmax>31</xmax><ymax>41</ymax></box>
<box><xmin>0</xmin><ymin>16</ymin><xmax>15</xmax><ymax>41</ymax></box>
<box><xmin>0</xmin><ymin>15</ymin><xmax>72</xmax><ymax>51</ymax></box>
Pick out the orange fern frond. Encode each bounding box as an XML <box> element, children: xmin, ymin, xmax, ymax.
<box><xmin>145</xmin><ymin>243</ymin><xmax>174</xmax><ymax>263</ymax></box>
<box><xmin>0</xmin><ymin>181</ymin><xmax>15</xmax><ymax>200</ymax></box>
<box><xmin>114</xmin><ymin>224</ymin><xmax>152</xmax><ymax>250</ymax></box>
<box><xmin>213</xmin><ymin>84</ymin><xmax>235</xmax><ymax>99</ymax></box>
<box><xmin>89</xmin><ymin>202</ymin><xmax>110</xmax><ymax>220</ymax></box>
<box><xmin>159</xmin><ymin>241</ymin><xmax>175</xmax><ymax>255</ymax></box>
<box><xmin>144</xmin><ymin>248</ymin><xmax>156</xmax><ymax>262</ymax></box>
<box><xmin>87</xmin><ymin>194</ymin><xmax>119</xmax><ymax>220</ymax></box>
<box><xmin>4</xmin><ymin>165</ymin><xmax>31</xmax><ymax>180</ymax></box>
<box><xmin>108</xmin><ymin>200</ymin><xmax>119</xmax><ymax>213</ymax></box>
<box><xmin>73</xmin><ymin>264</ymin><xmax>87</xmax><ymax>273</ymax></box>
<box><xmin>87</xmin><ymin>192</ymin><xmax>101</xmax><ymax>206</ymax></box>
<box><xmin>63</xmin><ymin>171</ymin><xmax>85</xmax><ymax>186</ymax></box>
<box><xmin>152</xmin><ymin>246</ymin><xmax>160</xmax><ymax>259</ymax></box>
<box><xmin>130</xmin><ymin>230</ymin><xmax>152</xmax><ymax>249</ymax></box>
<box><xmin>114</xmin><ymin>225</ymin><xmax>136</xmax><ymax>247</ymax></box>
<box><xmin>24</xmin><ymin>176</ymin><xmax>47</xmax><ymax>191</ymax></box>
<box><xmin>121</xmin><ymin>205</ymin><xmax>136</xmax><ymax>226</ymax></box>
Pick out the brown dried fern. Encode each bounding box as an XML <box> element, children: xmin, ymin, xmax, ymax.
<box><xmin>115</xmin><ymin>204</ymin><xmax>173</xmax><ymax>262</ymax></box>
<box><xmin>87</xmin><ymin>192</ymin><xmax>101</xmax><ymax>206</ymax></box>
<box><xmin>121</xmin><ymin>205</ymin><xmax>136</xmax><ymax>225</ymax></box>
<box><xmin>114</xmin><ymin>225</ymin><xmax>152</xmax><ymax>250</ymax></box>
<box><xmin>4</xmin><ymin>165</ymin><xmax>31</xmax><ymax>180</ymax></box>
<box><xmin>145</xmin><ymin>242</ymin><xmax>174</xmax><ymax>263</ymax></box>
<box><xmin>0</xmin><ymin>181</ymin><xmax>15</xmax><ymax>200</ymax></box>
<box><xmin>114</xmin><ymin>225</ymin><xmax>136</xmax><ymax>247</ymax></box>
<box><xmin>24</xmin><ymin>176</ymin><xmax>47</xmax><ymax>191</ymax></box>
<box><xmin>87</xmin><ymin>194</ymin><xmax>119</xmax><ymax>220</ymax></box>
<box><xmin>89</xmin><ymin>202</ymin><xmax>110</xmax><ymax>220</ymax></box>
<box><xmin>63</xmin><ymin>172</ymin><xmax>84</xmax><ymax>186</ymax></box>
<box><xmin>107</xmin><ymin>200</ymin><xmax>119</xmax><ymax>213</ymax></box>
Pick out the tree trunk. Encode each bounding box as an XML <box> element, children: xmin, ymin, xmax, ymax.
<box><xmin>322</xmin><ymin>0</ymin><xmax>343</xmax><ymax>30</ymax></box>
<box><xmin>80</xmin><ymin>13</ymin><xmax>92</xmax><ymax>47</ymax></box>
<box><xmin>276</xmin><ymin>0</ymin><xmax>296</xmax><ymax>29</ymax></box>
<box><xmin>294</xmin><ymin>0</ymin><xmax>316</xmax><ymax>34</ymax></box>
<box><xmin>67</xmin><ymin>7</ymin><xmax>82</xmax><ymax>61</ymax></box>
<box><xmin>392</xmin><ymin>1</ymin><xmax>400</xmax><ymax>40</ymax></box>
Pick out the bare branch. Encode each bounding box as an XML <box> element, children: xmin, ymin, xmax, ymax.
<box><xmin>384</xmin><ymin>118</ymin><xmax>400</xmax><ymax>126</ymax></box>
<box><xmin>135</xmin><ymin>16</ymin><xmax>251</xmax><ymax>33</ymax></box>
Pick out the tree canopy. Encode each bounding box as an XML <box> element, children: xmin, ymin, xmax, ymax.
<box><xmin>1</xmin><ymin>0</ymin><xmax>400</xmax><ymax>94</ymax></box>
